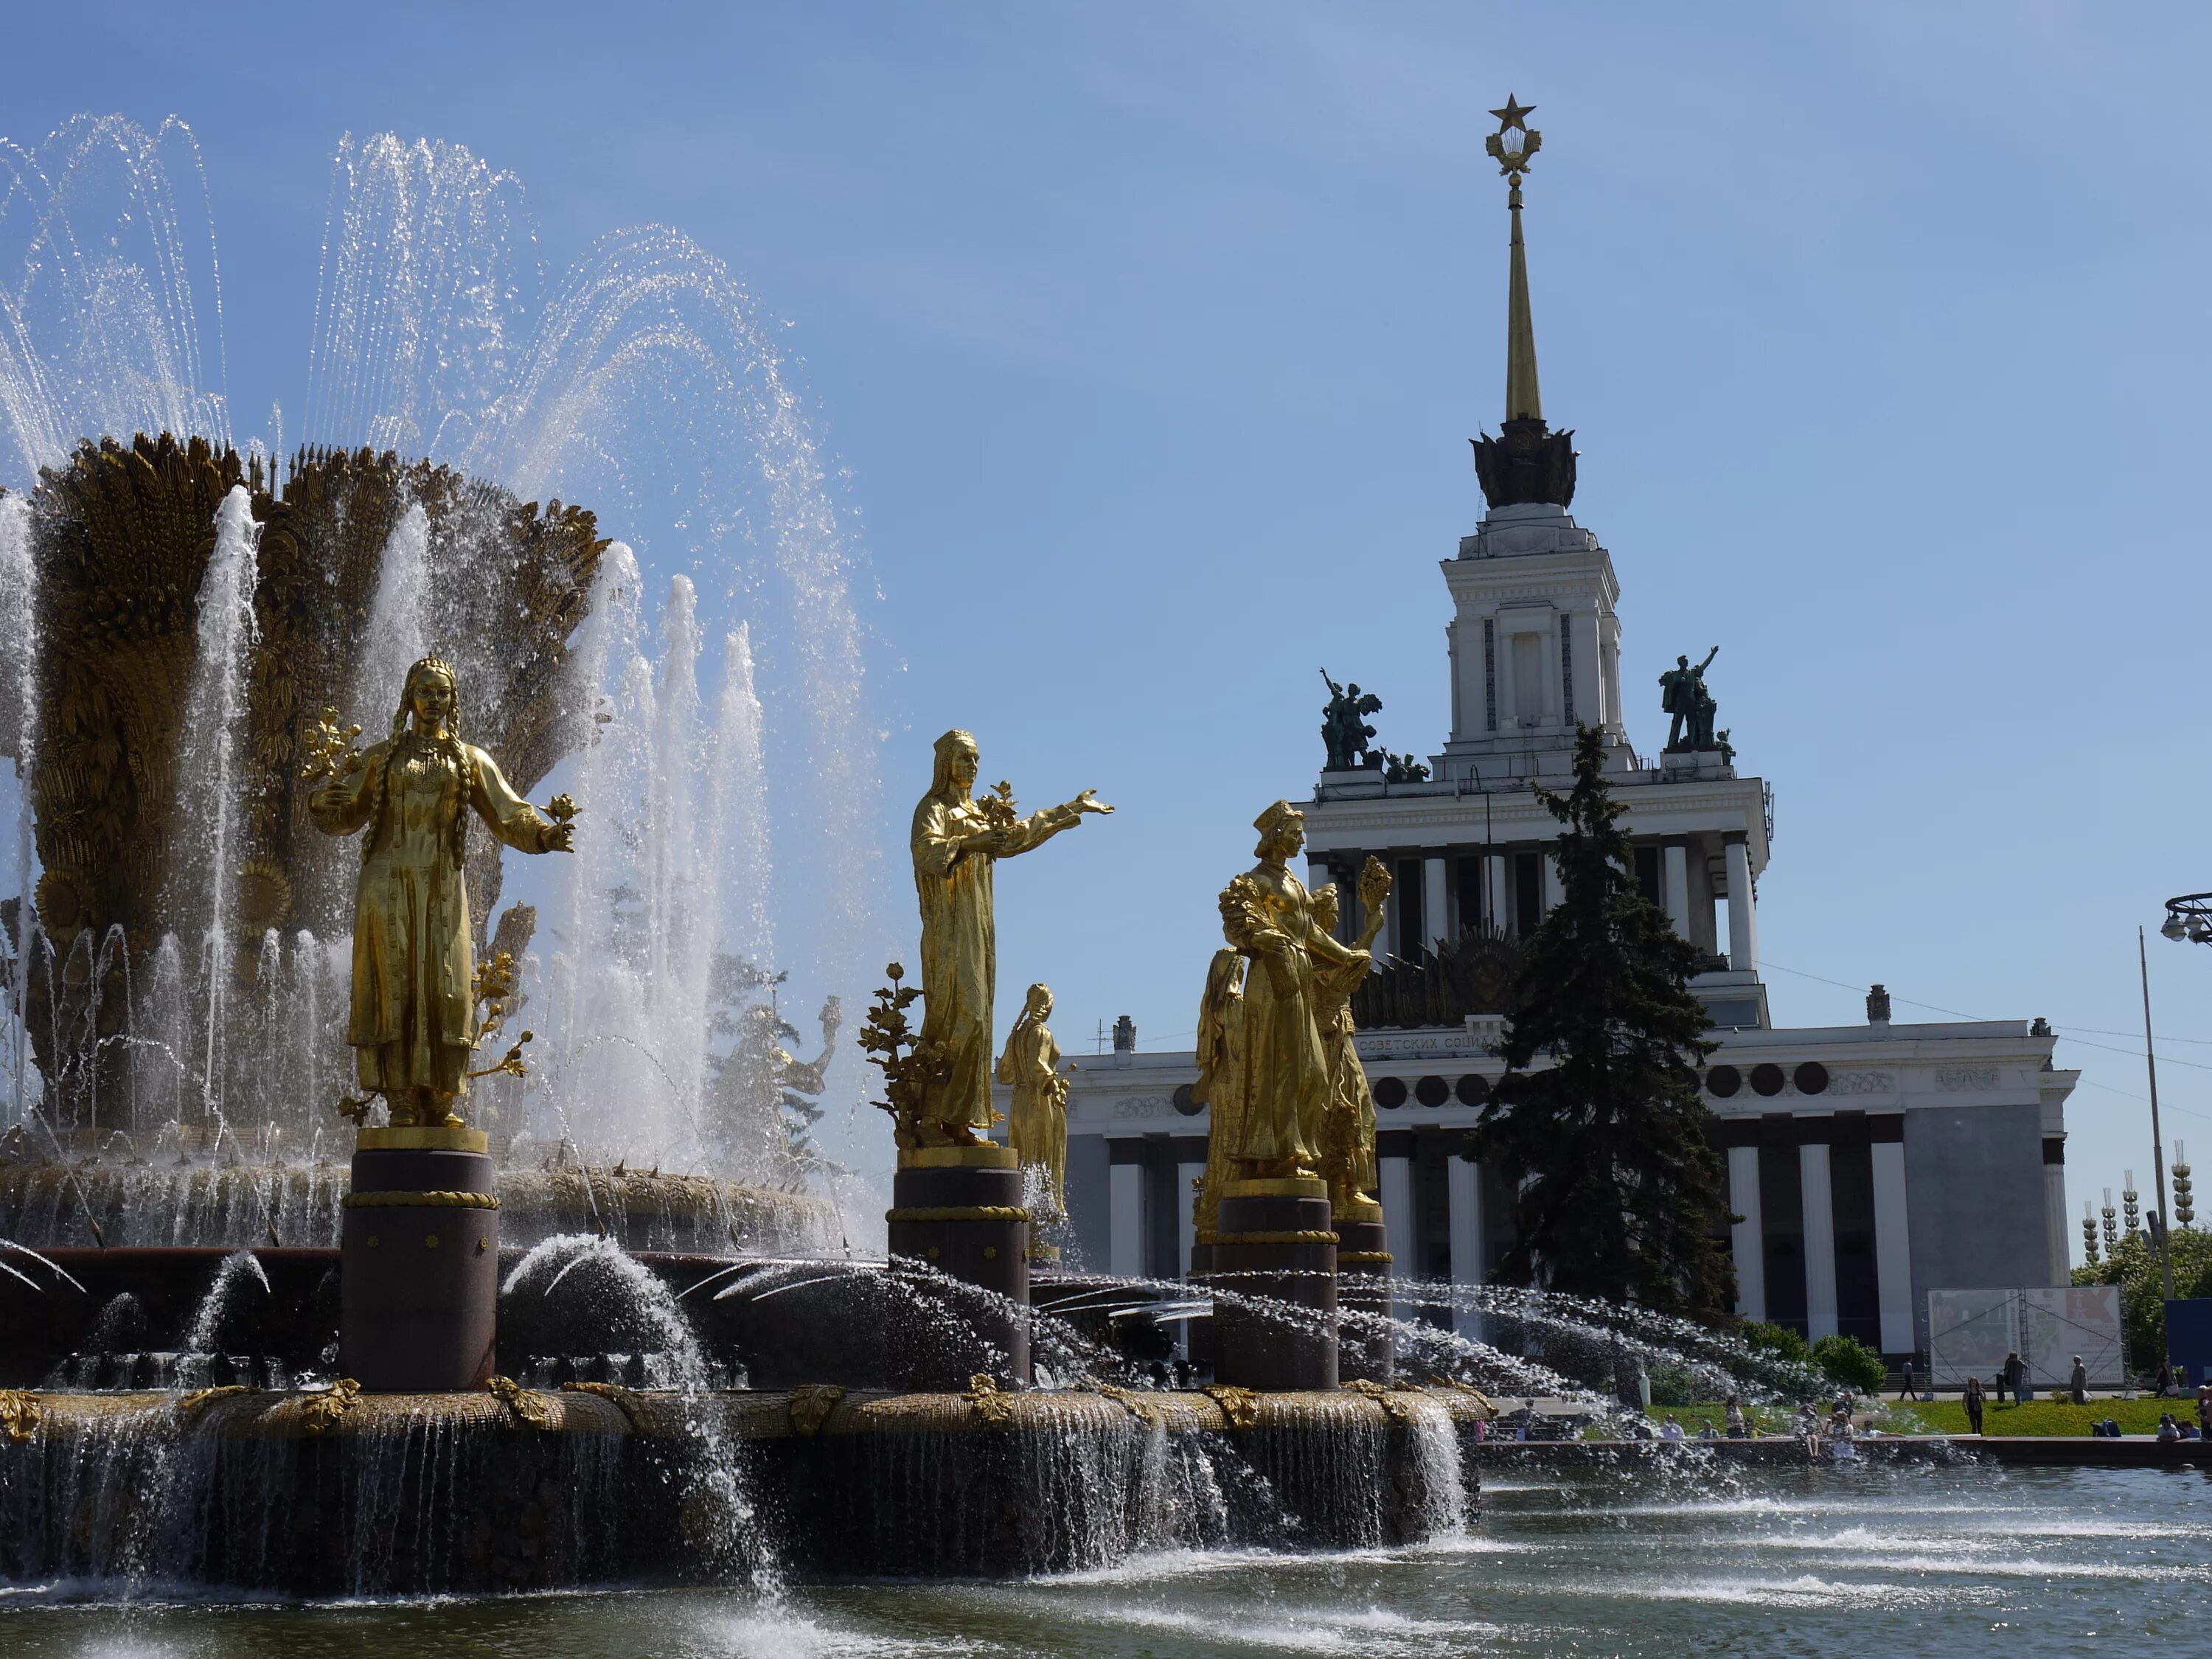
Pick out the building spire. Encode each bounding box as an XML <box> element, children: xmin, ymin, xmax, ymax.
<box><xmin>1471</xmin><ymin>94</ymin><xmax>1577</xmax><ymax>511</ymax></box>
<box><xmin>1488</xmin><ymin>94</ymin><xmax>1543</xmax><ymax>422</ymax></box>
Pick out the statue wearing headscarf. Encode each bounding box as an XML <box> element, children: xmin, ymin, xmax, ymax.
<box><xmin>909</xmin><ymin>729</ymin><xmax>1110</xmax><ymax>1143</ymax></box>
<box><xmin>995</xmin><ymin>982</ymin><xmax>1068</xmax><ymax>1217</ymax></box>
<box><xmin>309</xmin><ymin>656</ymin><xmax>573</xmax><ymax>1128</ymax></box>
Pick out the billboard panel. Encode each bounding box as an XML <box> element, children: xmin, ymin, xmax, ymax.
<box><xmin>1926</xmin><ymin>1287</ymin><xmax>2124</xmax><ymax>1390</ymax></box>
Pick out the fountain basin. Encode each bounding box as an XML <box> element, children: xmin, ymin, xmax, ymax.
<box><xmin>0</xmin><ymin>1385</ymin><xmax>1481</xmax><ymax>1593</ymax></box>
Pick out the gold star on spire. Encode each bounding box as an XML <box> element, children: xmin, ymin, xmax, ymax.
<box><xmin>1489</xmin><ymin>94</ymin><xmax>1535</xmax><ymax>131</ymax></box>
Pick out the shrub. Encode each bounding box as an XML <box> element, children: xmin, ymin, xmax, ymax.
<box><xmin>1811</xmin><ymin>1333</ymin><xmax>1886</xmax><ymax>1394</ymax></box>
<box><xmin>1739</xmin><ymin>1321</ymin><xmax>1809</xmax><ymax>1364</ymax></box>
<box><xmin>1647</xmin><ymin>1365</ymin><xmax>1695</xmax><ymax>1407</ymax></box>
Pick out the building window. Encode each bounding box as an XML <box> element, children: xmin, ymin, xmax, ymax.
<box><xmin>1396</xmin><ymin>858</ymin><xmax>1426</xmax><ymax>953</ymax></box>
<box><xmin>1559</xmin><ymin>614</ymin><xmax>1574</xmax><ymax>726</ymax></box>
<box><xmin>1634</xmin><ymin>844</ymin><xmax>1661</xmax><ymax>906</ymax></box>
<box><xmin>1511</xmin><ymin>633</ymin><xmax>1543</xmax><ymax>726</ymax></box>
<box><xmin>1759</xmin><ymin>1135</ymin><xmax>1809</xmax><ymax>1336</ymax></box>
<box><xmin>1513</xmin><ymin>851</ymin><xmax>1543</xmax><ymax>939</ymax></box>
<box><xmin>1457</xmin><ymin>855</ymin><xmax>1487</xmax><ymax>933</ymax></box>
<box><xmin>1483</xmin><ymin>619</ymin><xmax>1496</xmax><ymax>733</ymax></box>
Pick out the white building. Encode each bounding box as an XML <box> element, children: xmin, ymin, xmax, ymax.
<box><xmin>1033</xmin><ymin>129</ymin><xmax>2076</xmax><ymax>1361</ymax></box>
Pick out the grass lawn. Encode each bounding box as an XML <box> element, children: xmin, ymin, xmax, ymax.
<box><xmin>1633</xmin><ymin>1399</ymin><xmax>2195</xmax><ymax>1437</ymax></box>
<box><xmin>1883</xmin><ymin>1398</ymin><xmax>2191</xmax><ymax>1437</ymax></box>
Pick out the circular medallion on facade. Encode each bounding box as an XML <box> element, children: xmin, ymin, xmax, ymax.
<box><xmin>1793</xmin><ymin>1061</ymin><xmax>1830</xmax><ymax>1096</ymax></box>
<box><xmin>1455</xmin><ymin>1074</ymin><xmax>1490</xmax><ymax>1105</ymax></box>
<box><xmin>1705</xmin><ymin>1065</ymin><xmax>1742</xmax><ymax>1098</ymax></box>
<box><xmin>1172</xmin><ymin>1083</ymin><xmax>1203</xmax><ymax>1116</ymax></box>
<box><xmin>1374</xmin><ymin>1076</ymin><xmax>1409</xmax><ymax>1110</ymax></box>
<box><xmin>1415</xmin><ymin>1075</ymin><xmax>1450</xmax><ymax>1107</ymax></box>
<box><xmin>1749</xmin><ymin>1062</ymin><xmax>1786</xmax><ymax>1097</ymax></box>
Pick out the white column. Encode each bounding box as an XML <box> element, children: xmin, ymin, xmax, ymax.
<box><xmin>1872</xmin><ymin>1140</ymin><xmax>1914</xmax><ymax>1354</ymax></box>
<box><xmin>1663</xmin><ymin>843</ymin><xmax>1691</xmax><ymax>942</ymax></box>
<box><xmin>1447</xmin><ymin>1152</ymin><xmax>1484</xmax><ymax>1340</ymax></box>
<box><xmin>1724</xmin><ymin>838</ymin><xmax>1759</xmax><ymax>975</ymax></box>
<box><xmin>1176</xmin><ymin>1159</ymin><xmax>1206</xmax><ymax>1280</ymax></box>
<box><xmin>2043</xmin><ymin>1158</ymin><xmax>2068</xmax><ymax>1286</ymax></box>
<box><xmin>1381</xmin><ymin>1152</ymin><xmax>1416</xmax><ymax>1318</ymax></box>
<box><xmin>1728</xmin><ymin>1144</ymin><xmax>1766</xmax><ymax>1322</ymax></box>
<box><xmin>1422</xmin><ymin>856</ymin><xmax>1448</xmax><ymax>947</ymax></box>
<box><xmin>1484</xmin><ymin>854</ymin><xmax>1509</xmax><ymax>936</ymax></box>
<box><xmin>1307</xmin><ymin>857</ymin><xmax>1338</xmax><ymax>938</ymax></box>
<box><xmin>1800</xmin><ymin>1140</ymin><xmax>1838</xmax><ymax>1341</ymax></box>
<box><xmin>1108</xmin><ymin>1157</ymin><xmax>1144</xmax><ymax>1280</ymax></box>
<box><xmin>1540</xmin><ymin>855</ymin><xmax>1563</xmax><ymax>914</ymax></box>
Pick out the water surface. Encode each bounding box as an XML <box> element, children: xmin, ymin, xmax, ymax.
<box><xmin>4</xmin><ymin>1461</ymin><xmax>2205</xmax><ymax>1656</ymax></box>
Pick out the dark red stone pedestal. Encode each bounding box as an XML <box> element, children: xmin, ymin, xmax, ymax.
<box><xmin>887</xmin><ymin>1144</ymin><xmax>1030</xmax><ymax>1387</ymax></box>
<box><xmin>1335</xmin><ymin>1202</ymin><xmax>1394</xmax><ymax>1385</ymax></box>
<box><xmin>1187</xmin><ymin>1240</ymin><xmax>1217</xmax><ymax>1371</ymax></box>
<box><xmin>1211</xmin><ymin>1177</ymin><xmax>1338</xmax><ymax>1391</ymax></box>
<box><xmin>340</xmin><ymin>1126</ymin><xmax>499</xmax><ymax>1391</ymax></box>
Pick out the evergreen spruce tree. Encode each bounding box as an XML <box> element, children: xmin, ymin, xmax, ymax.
<box><xmin>1472</xmin><ymin>724</ymin><xmax>1736</xmax><ymax>1321</ymax></box>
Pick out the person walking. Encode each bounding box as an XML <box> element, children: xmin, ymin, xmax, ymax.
<box><xmin>2070</xmin><ymin>1354</ymin><xmax>2088</xmax><ymax>1406</ymax></box>
<box><xmin>1964</xmin><ymin>1374</ymin><xmax>1986</xmax><ymax>1435</ymax></box>
<box><xmin>1897</xmin><ymin>1360</ymin><xmax>1917</xmax><ymax>1403</ymax></box>
<box><xmin>2002</xmin><ymin>1350</ymin><xmax>2025</xmax><ymax>1405</ymax></box>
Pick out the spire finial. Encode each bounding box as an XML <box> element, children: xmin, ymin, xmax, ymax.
<box><xmin>1486</xmin><ymin>95</ymin><xmax>1544</xmax><ymax>422</ymax></box>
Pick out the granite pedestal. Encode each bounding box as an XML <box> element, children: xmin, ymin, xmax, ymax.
<box><xmin>340</xmin><ymin>1125</ymin><xmax>499</xmax><ymax>1391</ymax></box>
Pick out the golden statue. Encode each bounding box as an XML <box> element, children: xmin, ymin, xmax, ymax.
<box><xmin>308</xmin><ymin>656</ymin><xmax>575</xmax><ymax>1129</ymax></box>
<box><xmin>995</xmin><ymin>982</ymin><xmax>1068</xmax><ymax>1217</ymax></box>
<box><xmin>1310</xmin><ymin>858</ymin><xmax>1391</xmax><ymax>1214</ymax></box>
<box><xmin>1210</xmin><ymin>800</ymin><xmax>1363</xmax><ymax>1182</ymax></box>
<box><xmin>1191</xmin><ymin>947</ymin><xmax>1248</xmax><ymax>1240</ymax></box>
<box><xmin>910</xmin><ymin>730</ymin><xmax>1110</xmax><ymax>1144</ymax></box>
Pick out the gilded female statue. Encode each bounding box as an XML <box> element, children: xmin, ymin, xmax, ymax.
<box><xmin>1214</xmin><ymin>799</ymin><xmax>1363</xmax><ymax>1180</ymax></box>
<box><xmin>1310</xmin><ymin>860</ymin><xmax>1390</xmax><ymax>1213</ymax></box>
<box><xmin>309</xmin><ymin>656</ymin><xmax>574</xmax><ymax>1129</ymax></box>
<box><xmin>910</xmin><ymin>729</ymin><xmax>1110</xmax><ymax>1144</ymax></box>
<box><xmin>995</xmin><ymin>982</ymin><xmax>1068</xmax><ymax>1216</ymax></box>
<box><xmin>1190</xmin><ymin>946</ymin><xmax>1248</xmax><ymax>1239</ymax></box>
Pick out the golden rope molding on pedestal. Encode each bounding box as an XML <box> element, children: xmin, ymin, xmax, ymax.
<box><xmin>884</xmin><ymin>1204</ymin><xmax>1029</xmax><ymax>1224</ymax></box>
<box><xmin>1214</xmin><ymin>1228</ymin><xmax>1340</xmax><ymax>1246</ymax></box>
<box><xmin>343</xmin><ymin>1190</ymin><xmax>501</xmax><ymax>1210</ymax></box>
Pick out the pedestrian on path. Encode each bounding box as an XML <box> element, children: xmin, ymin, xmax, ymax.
<box><xmin>2070</xmin><ymin>1355</ymin><xmax>2087</xmax><ymax>1406</ymax></box>
<box><xmin>1897</xmin><ymin>1361</ymin><xmax>1916</xmax><ymax>1402</ymax></box>
<box><xmin>1964</xmin><ymin>1374</ymin><xmax>1986</xmax><ymax>1436</ymax></box>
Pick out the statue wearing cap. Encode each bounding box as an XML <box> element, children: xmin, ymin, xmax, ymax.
<box><xmin>909</xmin><ymin>730</ymin><xmax>1111</xmax><ymax>1144</ymax></box>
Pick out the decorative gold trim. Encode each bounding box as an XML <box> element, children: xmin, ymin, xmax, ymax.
<box><xmin>1215</xmin><ymin>1229</ymin><xmax>1339</xmax><ymax>1245</ymax></box>
<box><xmin>964</xmin><ymin>1373</ymin><xmax>1016</xmax><ymax>1426</ymax></box>
<box><xmin>886</xmin><ymin>1204</ymin><xmax>1030</xmax><ymax>1223</ymax></box>
<box><xmin>300</xmin><ymin>1378</ymin><xmax>361</xmax><ymax>1435</ymax></box>
<box><xmin>563</xmin><ymin>1380</ymin><xmax>648</xmax><ymax>1427</ymax></box>
<box><xmin>358</xmin><ymin>1125</ymin><xmax>489</xmax><ymax>1152</ymax></box>
<box><xmin>1338</xmin><ymin>1250</ymin><xmax>1394</xmax><ymax>1265</ymax></box>
<box><xmin>788</xmin><ymin>1383</ymin><xmax>846</xmax><ymax>1437</ymax></box>
<box><xmin>1093</xmin><ymin>1382</ymin><xmax>1163</xmax><ymax>1426</ymax></box>
<box><xmin>487</xmin><ymin>1374</ymin><xmax>555</xmax><ymax>1429</ymax></box>
<box><xmin>899</xmin><ymin>1144</ymin><xmax>1018</xmax><ymax>1169</ymax></box>
<box><xmin>1224</xmin><ymin>1176</ymin><xmax>1328</xmax><ymax>1199</ymax></box>
<box><xmin>0</xmin><ymin>1389</ymin><xmax>42</xmax><ymax>1442</ymax></box>
<box><xmin>175</xmin><ymin>1385</ymin><xmax>250</xmax><ymax>1416</ymax></box>
<box><xmin>1202</xmin><ymin>1384</ymin><xmax>1259</xmax><ymax>1429</ymax></box>
<box><xmin>1336</xmin><ymin>1197</ymin><xmax>1385</xmax><ymax>1225</ymax></box>
<box><xmin>344</xmin><ymin>1189</ymin><xmax>501</xmax><ymax>1210</ymax></box>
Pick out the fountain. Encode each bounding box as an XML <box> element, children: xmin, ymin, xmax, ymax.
<box><xmin>0</xmin><ymin>112</ymin><xmax>1990</xmax><ymax>1613</ymax></box>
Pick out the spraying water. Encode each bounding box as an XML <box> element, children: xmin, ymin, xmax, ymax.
<box><xmin>170</xmin><ymin>486</ymin><xmax>261</xmax><ymax>1127</ymax></box>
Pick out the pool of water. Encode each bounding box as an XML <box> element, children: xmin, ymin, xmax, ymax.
<box><xmin>3</xmin><ymin>1461</ymin><xmax>2206</xmax><ymax>1656</ymax></box>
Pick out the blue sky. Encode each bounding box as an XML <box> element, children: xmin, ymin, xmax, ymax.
<box><xmin>8</xmin><ymin>1</ymin><xmax>2212</xmax><ymax>1229</ymax></box>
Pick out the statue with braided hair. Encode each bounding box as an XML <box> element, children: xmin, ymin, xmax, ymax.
<box><xmin>308</xmin><ymin>656</ymin><xmax>574</xmax><ymax>1129</ymax></box>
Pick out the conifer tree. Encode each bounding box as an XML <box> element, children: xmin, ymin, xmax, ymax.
<box><xmin>1472</xmin><ymin>724</ymin><xmax>1736</xmax><ymax>1321</ymax></box>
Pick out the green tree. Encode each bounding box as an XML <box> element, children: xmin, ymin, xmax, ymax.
<box><xmin>1811</xmin><ymin>1333</ymin><xmax>1887</xmax><ymax>1393</ymax></box>
<box><xmin>2073</xmin><ymin>1227</ymin><xmax>2212</xmax><ymax>1374</ymax></box>
<box><xmin>1471</xmin><ymin>724</ymin><xmax>1736</xmax><ymax>1322</ymax></box>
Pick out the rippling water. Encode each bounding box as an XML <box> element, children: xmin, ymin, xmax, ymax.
<box><xmin>3</xmin><ymin>1463</ymin><xmax>2206</xmax><ymax>1655</ymax></box>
